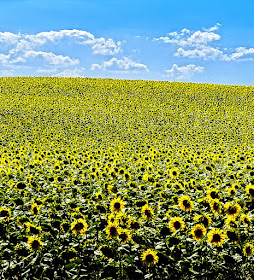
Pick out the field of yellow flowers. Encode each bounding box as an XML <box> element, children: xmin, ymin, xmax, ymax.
<box><xmin>0</xmin><ymin>77</ymin><xmax>254</xmax><ymax>279</ymax></box>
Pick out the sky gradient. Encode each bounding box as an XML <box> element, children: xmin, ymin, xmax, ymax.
<box><xmin>0</xmin><ymin>0</ymin><xmax>254</xmax><ymax>85</ymax></box>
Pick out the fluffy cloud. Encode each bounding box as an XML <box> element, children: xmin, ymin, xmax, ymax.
<box><xmin>222</xmin><ymin>47</ymin><xmax>254</xmax><ymax>61</ymax></box>
<box><xmin>153</xmin><ymin>24</ymin><xmax>221</xmax><ymax>47</ymax></box>
<box><xmin>20</xmin><ymin>50</ymin><xmax>79</xmax><ymax>65</ymax></box>
<box><xmin>154</xmin><ymin>23</ymin><xmax>254</xmax><ymax>62</ymax></box>
<box><xmin>0</xmin><ymin>29</ymin><xmax>122</xmax><ymax>55</ymax></box>
<box><xmin>175</xmin><ymin>46</ymin><xmax>223</xmax><ymax>60</ymax></box>
<box><xmin>91</xmin><ymin>57</ymin><xmax>148</xmax><ymax>72</ymax></box>
<box><xmin>165</xmin><ymin>64</ymin><xmax>204</xmax><ymax>79</ymax></box>
<box><xmin>53</xmin><ymin>67</ymin><xmax>86</xmax><ymax>77</ymax></box>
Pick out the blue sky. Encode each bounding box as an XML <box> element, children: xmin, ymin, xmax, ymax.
<box><xmin>0</xmin><ymin>0</ymin><xmax>254</xmax><ymax>85</ymax></box>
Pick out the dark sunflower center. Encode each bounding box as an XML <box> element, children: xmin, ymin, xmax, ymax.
<box><xmin>75</xmin><ymin>222</ymin><xmax>84</xmax><ymax>231</ymax></box>
<box><xmin>213</xmin><ymin>233</ymin><xmax>221</xmax><ymax>242</ymax></box>
<box><xmin>145</xmin><ymin>254</ymin><xmax>154</xmax><ymax>262</ymax></box>
<box><xmin>145</xmin><ymin>210</ymin><xmax>151</xmax><ymax>217</ymax></box>
<box><xmin>246</xmin><ymin>247</ymin><xmax>251</xmax><ymax>254</ymax></box>
<box><xmin>172</xmin><ymin>171</ymin><xmax>177</xmax><ymax>176</ymax></box>
<box><xmin>0</xmin><ymin>210</ymin><xmax>9</xmax><ymax>217</ymax></box>
<box><xmin>211</xmin><ymin>191</ymin><xmax>218</xmax><ymax>199</ymax></box>
<box><xmin>213</xmin><ymin>203</ymin><xmax>219</xmax><ymax>211</ymax></box>
<box><xmin>120</xmin><ymin>233</ymin><xmax>127</xmax><ymax>241</ymax></box>
<box><xmin>249</xmin><ymin>188</ymin><xmax>254</xmax><ymax>196</ymax></box>
<box><xmin>33</xmin><ymin>207</ymin><xmax>38</xmax><ymax>214</ymax></box>
<box><xmin>195</xmin><ymin>229</ymin><xmax>203</xmax><ymax>238</ymax></box>
<box><xmin>174</xmin><ymin>221</ymin><xmax>181</xmax><ymax>230</ymax></box>
<box><xmin>32</xmin><ymin>240</ymin><xmax>40</xmax><ymax>249</ymax></box>
<box><xmin>183</xmin><ymin>200</ymin><xmax>190</xmax><ymax>208</ymax></box>
<box><xmin>110</xmin><ymin>227</ymin><xmax>117</xmax><ymax>235</ymax></box>
<box><xmin>114</xmin><ymin>202</ymin><xmax>121</xmax><ymax>209</ymax></box>
<box><xmin>202</xmin><ymin>217</ymin><xmax>209</xmax><ymax>227</ymax></box>
<box><xmin>228</xmin><ymin>206</ymin><xmax>237</xmax><ymax>214</ymax></box>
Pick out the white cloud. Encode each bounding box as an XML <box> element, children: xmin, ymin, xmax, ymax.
<box><xmin>91</xmin><ymin>57</ymin><xmax>148</xmax><ymax>72</ymax></box>
<box><xmin>53</xmin><ymin>67</ymin><xmax>86</xmax><ymax>77</ymax></box>
<box><xmin>222</xmin><ymin>47</ymin><xmax>254</xmax><ymax>61</ymax></box>
<box><xmin>175</xmin><ymin>46</ymin><xmax>223</xmax><ymax>60</ymax></box>
<box><xmin>20</xmin><ymin>50</ymin><xmax>79</xmax><ymax>65</ymax></box>
<box><xmin>154</xmin><ymin>24</ymin><xmax>221</xmax><ymax>47</ymax></box>
<box><xmin>165</xmin><ymin>64</ymin><xmax>204</xmax><ymax>80</ymax></box>
<box><xmin>1</xmin><ymin>29</ymin><xmax>122</xmax><ymax>55</ymax></box>
<box><xmin>203</xmin><ymin>23</ymin><xmax>221</xmax><ymax>32</ymax></box>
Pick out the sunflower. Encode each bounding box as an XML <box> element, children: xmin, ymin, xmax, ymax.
<box><xmin>243</xmin><ymin>243</ymin><xmax>253</xmax><ymax>257</ymax></box>
<box><xmin>31</xmin><ymin>203</ymin><xmax>40</xmax><ymax>216</ymax></box>
<box><xmin>178</xmin><ymin>195</ymin><xmax>193</xmax><ymax>212</ymax></box>
<box><xmin>227</xmin><ymin>186</ymin><xmax>237</xmax><ymax>197</ymax></box>
<box><xmin>27</xmin><ymin>236</ymin><xmax>43</xmax><ymax>252</ymax></box>
<box><xmin>245</xmin><ymin>184</ymin><xmax>254</xmax><ymax>199</ymax></box>
<box><xmin>106</xmin><ymin>222</ymin><xmax>121</xmax><ymax>238</ymax></box>
<box><xmin>0</xmin><ymin>207</ymin><xmax>11</xmax><ymax>221</ymax></box>
<box><xmin>169</xmin><ymin>217</ymin><xmax>185</xmax><ymax>232</ymax></box>
<box><xmin>190</xmin><ymin>224</ymin><xmax>206</xmax><ymax>241</ymax></box>
<box><xmin>207</xmin><ymin>188</ymin><xmax>220</xmax><ymax>200</ymax></box>
<box><xmin>107</xmin><ymin>214</ymin><xmax>117</xmax><ymax>224</ymax></box>
<box><xmin>110</xmin><ymin>198</ymin><xmax>125</xmax><ymax>213</ymax></box>
<box><xmin>224</xmin><ymin>202</ymin><xmax>241</xmax><ymax>217</ymax></box>
<box><xmin>207</xmin><ymin>228</ymin><xmax>226</xmax><ymax>247</ymax></box>
<box><xmin>210</xmin><ymin>199</ymin><xmax>221</xmax><ymax>214</ymax></box>
<box><xmin>119</xmin><ymin>229</ymin><xmax>131</xmax><ymax>244</ymax></box>
<box><xmin>194</xmin><ymin>214</ymin><xmax>212</xmax><ymax>228</ymax></box>
<box><xmin>141</xmin><ymin>204</ymin><xmax>154</xmax><ymax>221</ymax></box>
<box><xmin>99</xmin><ymin>245</ymin><xmax>115</xmax><ymax>259</ymax></box>
<box><xmin>71</xmin><ymin>219</ymin><xmax>88</xmax><ymax>235</ymax></box>
<box><xmin>169</xmin><ymin>167</ymin><xmax>179</xmax><ymax>179</ymax></box>
<box><xmin>241</xmin><ymin>214</ymin><xmax>251</xmax><ymax>227</ymax></box>
<box><xmin>60</xmin><ymin>221</ymin><xmax>70</xmax><ymax>232</ymax></box>
<box><xmin>141</xmin><ymin>249</ymin><xmax>159</xmax><ymax>267</ymax></box>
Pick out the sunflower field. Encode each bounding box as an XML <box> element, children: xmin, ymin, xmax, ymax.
<box><xmin>1</xmin><ymin>77</ymin><xmax>254</xmax><ymax>279</ymax></box>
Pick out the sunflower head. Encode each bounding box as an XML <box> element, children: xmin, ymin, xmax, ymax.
<box><xmin>207</xmin><ymin>228</ymin><xmax>226</xmax><ymax>247</ymax></box>
<box><xmin>178</xmin><ymin>195</ymin><xmax>193</xmax><ymax>211</ymax></box>
<box><xmin>110</xmin><ymin>198</ymin><xmax>125</xmax><ymax>213</ymax></box>
<box><xmin>141</xmin><ymin>249</ymin><xmax>159</xmax><ymax>267</ymax></box>
<box><xmin>190</xmin><ymin>224</ymin><xmax>206</xmax><ymax>241</ymax></box>
<box><xmin>169</xmin><ymin>217</ymin><xmax>185</xmax><ymax>232</ymax></box>
<box><xmin>27</xmin><ymin>236</ymin><xmax>43</xmax><ymax>252</ymax></box>
<box><xmin>71</xmin><ymin>219</ymin><xmax>88</xmax><ymax>235</ymax></box>
<box><xmin>141</xmin><ymin>204</ymin><xmax>154</xmax><ymax>221</ymax></box>
<box><xmin>119</xmin><ymin>229</ymin><xmax>131</xmax><ymax>244</ymax></box>
<box><xmin>243</xmin><ymin>243</ymin><xmax>253</xmax><ymax>257</ymax></box>
<box><xmin>246</xmin><ymin>185</ymin><xmax>254</xmax><ymax>199</ymax></box>
<box><xmin>224</xmin><ymin>202</ymin><xmax>241</xmax><ymax>217</ymax></box>
<box><xmin>210</xmin><ymin>199</ymin><xmax>221</xmax><ymax>214</ymax></box>
<box><xmin>106</xmin><ymin>222</ymin><xmax>121</xmax><ymax>238</ymax></box>
<box><xmin>169</xmin><ymin>168</ymin><xmax>179</xmax><ymax>179</ymax></box>
<box><xmin>0</xmin><ymin>207</ymin><xmax>11</xmax><ymax>221</ymax></box>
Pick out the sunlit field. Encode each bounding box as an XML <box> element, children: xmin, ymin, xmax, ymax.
<box><xmin>1</xmin><ymin>77</ymin><xmax>254</xmax><ymax>279</ymax></box>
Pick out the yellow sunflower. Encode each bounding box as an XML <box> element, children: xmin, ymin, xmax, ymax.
<box><xmin>178</xmin><ymin>195</ymin><xmax>193</xmax><ymax>212</ymax></box>
<box><xmin>0</xmin><ymin>207</ymin><xmax>11</xmax><ymax>221</ymax></box>
<box><xmin>106</xmin><ymin>222</ymin><xmax>121</xmax><ymax>238</ymax></box>
<box><xmin>119</xmin><ymin>229</ymin><xmax>131</xmax><ymax>244</ymax></box>
<box><xmin>71</xmin><ymin>219</ymin><xmax>88</xmax><ymax>235</ymax></box>
<box><xmin>31</xmin><ymin>203</ymin><xmax>40</xmax><ymax>216</ymax></box>
<box><xmin>110</xmin><ymin>198</ymin><xmax>125</xmax><ymax>213</ymax></box>
<box><xmin>27</xmin><ymin>236</ymin><xmax>43</xmax><ymax>252</ymax></box>
<box><xmin>169</xmin><ymin>217</ymin><xmax>185</xmax><ymax>232</ymax></box>
<box><xmin>243</xmin><ymin>243</ymin><xmax>253</xmax><ymax>257</ymax></box>
<box><xmin>245</xmin><ymin>184</ymin><xmax>254</xmax><ymax>199</ymax></box>
<box><xmin>193</xmin><ymin>214</ymin><xmax>211</xmax><ymax>228</ymax></box>
<box><xmin>224</xmin><ymin>202</ymin><xmax>241</xmax><ymax>217</ymax></box>
<box><xmin>241</xmin><ymin>214</ymin><xmax>251</xmax><ymax>227</ymax></box>
<box><xmin>141</xmin><ymin>204</ymin><xmax>154</xmax><ymax>221</ymax></box>
<box><xmin>141</xmin><ymin>249</ymin><xmax>159</xmax><ymax>267</ymax></box>
<box><xmin>210</xmin><ymin>199</ymin><xmax>221</xmax><ymax>214</ymax></box>
<box><xmin>190</xmin><ymin>224</ymin><xmax>206</xmax><ymax>241</ymax></box>
<box><xmin>169</xmin><ymin>167</ymin><xmax>179</xmax><ymax>179</ymax></box>
<box><xmin>207</xmin><ymin>228</ymin><xmax>226</xmax><ymax>247</ymax></box>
